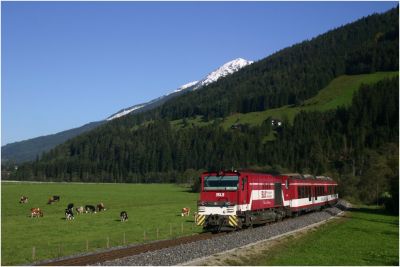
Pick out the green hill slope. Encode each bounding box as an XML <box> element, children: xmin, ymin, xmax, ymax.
<box><xmin>220</xmin><ymin>71</ymin><xmax>399</xmax><ymax>129</ymax></box>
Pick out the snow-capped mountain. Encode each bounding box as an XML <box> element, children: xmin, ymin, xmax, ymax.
<box><xmin>107</xmin><ymin>58</ymin><xmax>253</xmax><ymax>121</ymax></box>
<box><xmin>194</xmin><ymin>58</ymin><xmax>253</xmax><ymax>89</ymax></box>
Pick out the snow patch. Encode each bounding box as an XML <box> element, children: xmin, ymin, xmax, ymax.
<box><xmin>107</xmin><ymin>105</ymin><xmax>145</xmax><ymax>121</ymax></box>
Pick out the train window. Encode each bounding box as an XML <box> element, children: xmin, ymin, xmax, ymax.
<box><xmin>298</xmin><ymin>186</ymin><xmax>305</xmax><ymax>198</ymax></box>
<box><xmin>204</xmin><ymin>175</ymin><xmax>239</xmax><ymax>191</ymax></box>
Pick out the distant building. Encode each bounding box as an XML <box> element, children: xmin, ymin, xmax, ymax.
<box><xmin>271</xmin><ymin>119</ymin><xmax>283</xmax><ymax>127</ymax></box>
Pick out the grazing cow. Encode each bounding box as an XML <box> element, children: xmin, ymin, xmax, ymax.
<box><xmin>181</xmin><ymin>207</ymin><xmax>190</xmax><ymax>217</ymax></box>
<box><xmin>85</xmin><ymin>205</ymin><xmax>96</xmax><ymax>214</ymax></box>
<box><xmin>65</xmin><ymin>209</ymin><xmax>74</xmax><ymax>220</ymax></box>
<box><xmin>19</xmin><ymin>196</ymin><xmax>28</xmax><ymax>204</ymax></box>
<box><xmin>120</xmin><ymin>211</ymin><xmax>128</xmax><ymax>222</ymax></box>
<box><xmin>30</xmin><ymin>208</ymin><xmax>43</xmax><ymax>218</ymax></box>
<box><xmin>97</xmin><ymin>203</ymin><xmax>106</xmax><ymax>212</ymax></box>
<box><xmin>47</xmin><ymin>196</ymin><xmax>60</xmax><ymax>204</ymax></box>
<box><xmin>67</xmin><ymin>203</ymin><xmax>74</xmax><ymax>211</ymax></box>
<box><xmin>76</xmin><ymin>206</ymin><xmax>84</xmax><ymax>214</ymax></box>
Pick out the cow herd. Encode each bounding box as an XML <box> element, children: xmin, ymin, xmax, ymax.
<box><xmin>19</xmin><ymin>195</ymin><xmax>128</xmax><ymax>222</ymax></box>
<box><xmin>20</xmin><ymin>195</ymin><xmax>190</xmax><ymax>223</ymax></box>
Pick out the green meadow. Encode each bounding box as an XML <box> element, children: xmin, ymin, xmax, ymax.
<box><xmin>224</xmin><ymin>206</ymin><xmax>399</xmax><ymax>266</ymax></box>
<box><xmin>1</xmin><ymin>182</ymin><xmax>201</xmax><ymax>265</ymax></box>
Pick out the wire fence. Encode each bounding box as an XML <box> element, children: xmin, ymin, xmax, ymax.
<box><xmin>12</xmin><ymin>221</ymin><xmax>201</xmax><ymax>265</ymax></box>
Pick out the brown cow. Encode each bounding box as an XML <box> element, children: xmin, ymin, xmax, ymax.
<box><xmin>30</xmin><ymin>208</ymin><xmax>43</xmax><ymax>218</ymax></box>
<box><xmin>76</xmin><ymin>206</ymin><xmax>84</xmax><ymax>214</ymax></box>
<box><xmin>19</xmin><ymin>196</ymin><xmax>28</xmax><ymax>204</ymax></box>
<box><xmin>181</xmin><ymin>207</ymin><xmax>190</xmax><ymax>217</ymax></box>
<box><xmin>97</xmin><ymin>203</ymin><xmax>106</xmax><ymax>212</ymax></box>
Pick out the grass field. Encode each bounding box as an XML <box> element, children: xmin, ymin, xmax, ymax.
<box><xmin>1</xmin><ymin>182</ymin><xmax>201</xmax><ymax>265</ymax></box>
<box><xmin>224</xmin><ymin>206</ymin><xmax>399</xmax><ymax>266</ymax></box>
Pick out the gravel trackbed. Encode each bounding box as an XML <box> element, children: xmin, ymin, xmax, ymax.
<box><xmin>98</xmin><ymin>200</ymin><xmax>350</xmax><ymax>266</ymax></box>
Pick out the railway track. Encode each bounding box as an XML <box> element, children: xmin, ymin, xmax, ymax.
<box><xmin>38</xmin><ymin>232</ymin><xmax>225</xmax><ymax>266</ymax></box>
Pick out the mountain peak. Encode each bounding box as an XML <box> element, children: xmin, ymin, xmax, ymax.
<box><xmin>194</xmin><ymin>58</ymin><xmax>253</xmax><ymax>89</ymax></box>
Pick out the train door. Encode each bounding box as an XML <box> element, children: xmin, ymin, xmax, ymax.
<box><xmin>241</xmin><ymin>176</ymin><xmax>248</xmax><ymax>207</ymax></box>
<box><xmin>314</xmin><ymin>186</ymin><xmax>318</xmax><ymax>201</ymax></box>
<box><xmin>312</xmin><ymin>186</ymin><xmax>315</xmax><ymax>204</ymax></box>
<box><xmin>274</xmin><ymin>182</ymin><xmax>283</xmax><ymax>206</ymax></box>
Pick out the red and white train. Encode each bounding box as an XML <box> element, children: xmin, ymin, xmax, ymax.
<box><xmin>196</xmin><ymin>170</ymin><xmax>338</xmax><ymax>231</ymax></box>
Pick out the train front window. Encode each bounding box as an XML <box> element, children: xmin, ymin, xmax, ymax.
<box><xmin>204</xmin><ymin>176</ymin><xmax>239</xmax><ymax>191</ymax></box>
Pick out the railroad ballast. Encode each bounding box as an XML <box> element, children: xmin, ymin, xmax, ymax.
<box><xmin>196</xmin><ymin>170</ymin><xmax>338</xmax><ymax>232</ymax></box>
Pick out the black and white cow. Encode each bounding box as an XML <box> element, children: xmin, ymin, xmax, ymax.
<box><xmin>85</xmin><ymin>205</ymin><xmax>96</xmax><ymax>214</ymax></box>
<box><xmin>65</xmin><ymin>208</ymin><xmax>74</xmax><ymax>220</ymax></box>
<box><xmin>67</xmin><ymin>203</ymin><xmax>74</xmax><ymax>210</ymax></box>
<box><xmin>120</xmin><ymin>211</ymin><xmax>128</xmax><ymax>222</ymax></box>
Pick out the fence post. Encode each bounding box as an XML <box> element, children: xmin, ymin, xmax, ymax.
<box><xmin>107</xmin><ymin>237</ymin><xmax>110</xmax><ymax>248</ymax></box>
<box><xmin>86</xmin><ymin>239</ymin><xmax>89</xmax><ymax>251</ymax></box>
<box><xmin>123</xmin><ymin>232</ymin><xmax>126</xmax><ymax>245</ymax></box>
<box><xmin>32</xmin><ymin>246</ymin><xmax>36</xmax><ymax>261</ymax></box>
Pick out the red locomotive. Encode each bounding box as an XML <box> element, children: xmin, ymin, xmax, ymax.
<box><xmin>196</xmin><ymin>170</ymin><xmax>338</xmax><ymax>231</ymax></box>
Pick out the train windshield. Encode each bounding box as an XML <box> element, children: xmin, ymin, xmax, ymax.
<box><xmin>203</xmin><ymin>176</ymin><xmax>239</xmax><ymax>191</ymax></box>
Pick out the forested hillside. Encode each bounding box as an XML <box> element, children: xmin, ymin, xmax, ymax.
<box><xmin>10</xmin><ymin>7</ymin><xmax>399</xmax><ymax>208</ymax></box>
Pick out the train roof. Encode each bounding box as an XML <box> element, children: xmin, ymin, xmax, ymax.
<box><xmin>282</xmin><ymin>173</ymin><xmax>334</xmax><ymax>181</ymax></box>
<box><xmin>202</xmin><ymin>170</ymin><xmax>336</xmax><ymax>182</ymax></box>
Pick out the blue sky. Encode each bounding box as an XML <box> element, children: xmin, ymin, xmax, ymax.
<box><xmin>1</xmin><ymin>1</ymin><xmax>397</xmax><ymax>145</ymax></box>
